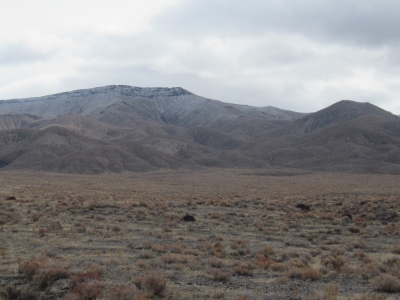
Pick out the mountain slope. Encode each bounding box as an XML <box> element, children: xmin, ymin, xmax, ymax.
<box><xmin>0</xmin><ymin>126</ymin><xmax>192</xmax><ymax>173</ymax></box>
<box><xmin>0</xmin><ymin>113</ymin><xmax>41</xmax><ymax>130</ymax></box>
<box><xmin>257</xmin><ymin>100</ymin><xmax>398</xmax><ymax>140</ymax></box>
<box><xmin>0</xmin><ymin>85</ymin><xmax>304</xmax><ymax>135</ymax></box>
<box><xmin>0</xmin><ymin>126</ymin><xmax>103</xmax><ymax>169</ymax></box>
<box><xmin>248</xmin><ymin>104</ymin><xmax>400</xmax><ymax>173</ymax></box>
<box><xmin>298</xmin><ymin>100</ymin><xmax>397</xmax><ymax>132</ymax></box>
<box><xmin>0</xmin><ymin>86</ymin><xmax>399</xmax><ymax>174</ymax></box>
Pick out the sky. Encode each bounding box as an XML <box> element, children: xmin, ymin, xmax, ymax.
<box><xmin>0</xmin><ymin>0</ymin><xmax>400</xmax><ymax>114</ymax></box>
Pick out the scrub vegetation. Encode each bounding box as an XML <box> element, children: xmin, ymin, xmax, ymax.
<box><xmin>0</xmin><ymin>168</ymin><xmax>399</xmax><ymax>299</ymax></box>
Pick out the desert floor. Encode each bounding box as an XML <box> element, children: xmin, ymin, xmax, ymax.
<box><xmin>0</xmin><ymin>168</ymin><xmax>399</xmax><ymax>300</ymax></box>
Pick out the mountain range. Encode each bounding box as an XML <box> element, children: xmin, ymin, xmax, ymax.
<box><xmin>0</xmin><ymin>85</ymin><xmax>399</xmax><ymax>174</ymax></box>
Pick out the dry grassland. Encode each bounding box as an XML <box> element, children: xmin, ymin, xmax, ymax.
<box><xmin>0</xmin><ymin>168</ymin><xmax>399</xmax><ymax>300</ymax></box>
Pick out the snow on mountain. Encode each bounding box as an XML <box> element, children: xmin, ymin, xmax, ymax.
<box><xmin>0</xmin><ymin>85</ymin><xmax>305</xmax><ymax>123</ymax></box>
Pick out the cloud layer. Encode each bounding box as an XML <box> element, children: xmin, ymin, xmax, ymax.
<box><xmin>0</xmin><ymin>0</ymin><xmax>399</xmax><ymax>114</ymax></box>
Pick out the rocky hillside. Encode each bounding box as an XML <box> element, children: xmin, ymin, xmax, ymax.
<box><xmin>0</xmin><ymin>85</ymin><xmax>399</xmax><ymax>174</ymax></box>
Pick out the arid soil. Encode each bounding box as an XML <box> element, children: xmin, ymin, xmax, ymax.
<box><xmin>0</xmin><ymin>168</ymin><xmax>399</xmax><ymax>299</ymax></box>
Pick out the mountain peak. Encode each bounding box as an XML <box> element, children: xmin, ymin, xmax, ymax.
<box><xmin>41</xmin><ymin>85</ymin><xmax>193</xmax><ymax>100</ymax></box>
<box><xmin>84</xmin><ymin>85</ymin><xmax>192</xmax><ymax>97</ymax></box>
<box><xmin>328</xmin><ymin>99</ymin><xmax>377</xmax><ymax>111</ymax></box>
<box><xmin>299</xmin><ymin>100</ymin><xmax>396</xmax><ymax>132</ymax></box>
<box><xmin>0</xmin><ymin>85</ymin><xmax>196</xmax><ymax>118</ymax></box>
<box><xmin>0</xmin><ymin>86</ymin><xmax>192</xmax><ymax>103</ymax></box>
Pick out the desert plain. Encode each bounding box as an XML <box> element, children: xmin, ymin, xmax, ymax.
<box><xmin>0</xmin><ymin>168</ymin><xmax>399</xmax><ymax>300</ymax></box>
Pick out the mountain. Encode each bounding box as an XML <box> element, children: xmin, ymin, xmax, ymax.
<box><xmin>0</xmin><ymin>85</ymin><xmax>399</xmax><ymax>174</ymax></box>
<box><xmin>0</xmin><ymin>85</ymin><xmax>304</xmax><ymax>133</ymax></box>
<box><xmin>298</xmin><ymin>100</ymin><xmax>395</xmax><ymax>132</ymax></box>
<box><xmin>0</xmin><ymin>113</ymin><xmax>41</xmax><ymax>130</ymax></box>
<box><xmin>256</xmin><ymin>100</ymin><xmax>397</xmax><ymax>139</ymax></box>
<box><xmin>247</xmin><ymin>101</ymin><xmax>400</xmax><ymax>173</ymax></box>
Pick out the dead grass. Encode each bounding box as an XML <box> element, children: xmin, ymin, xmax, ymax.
<box><xmin>322</xmin><ymin>283</ymin><xmax>340</xmax><ymax>300</ymax></box>
<box><xmin>0</xmin><ymin>169</ymin><xmax>399</xmax><ymax>299</ymax></box>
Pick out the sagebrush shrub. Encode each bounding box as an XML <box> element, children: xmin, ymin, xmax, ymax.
<box><xmin>19</xmin><ymin>260</ymin><xmax>41</xmax><ymax>278</ymax></box>
<box><xmin>0</xmin><ymin>285</ymin><xmax>20</xmax><ymax>300</ymax></box>
<box><xmin>253</xmin><ymin>254</ymin><xmax>274</xmax><ymax>269</ymax></box>
<box><xmin>211</xmin><ymin>268</ymin><xmax>231</xmax><ymax>281</ymax></box>
<box><xmin>287</xmin><ymin>268</ymin><xmax>304</xmax><ymax>279</ymax></box>
<box><xmin>0</xmin><ymin>285</ymin><xmax>38</xmax><ymax>300</ymax></box>
<box><xmin>110</xmin><ymin>285</ymin><xmax>141</xmax><ymax>300</ymax></box>
<box><xmin>360</xmin><ymin>264</ymin><xmax>381</xmax><ymax>280</ymax></box>
<box><xmin>139</xmin><ymin>251</ymin><xmax>155</xmax><ymax>259</ymax></box>
<box><xmin>348</xmin><ymin>225</ymin><xmax>361</xmax><ymax>233</ymax></box>
<box><xmin>71</xmin><ymin>283</ymin><xmax>104</xmax><ymax>300</ymax></box>
<box><xmin>33</xmin><ymin>267</ymin><xmax>70</xmax><ymax>289</ymax></box>
<box><xmin>262</xmin><ymin>245</ymin><xmax>275</xmax><ymax>257</ymax></box>
<box><xmin>276</xmin><ymin>277</ymin><xmax>290</xmax><ymax>284</ymax></box>
<box><xmin>208</xmin><ymin>257</ymin><xmax>224</xmax><ymax>268</ymax></box>
<box><xmin>390</xmin><ymin>244</ymin><xmax>400</xmax><ymax>254</ymax></box>
<box><xmin>302</xmin><ymin>269</ymin><xmax>322</xmax><ymax>281</ymax></box>
<box><xmin>270</xmin><ymin>262</ymin><xmax>286</xmax><ymax>272</ymax></box>
<box><xmin>161</xmin><ymin>253</ymin><xmax>188</xmax><ymax>264</ymax></box>
<box><xmin>234</xmin><ymin>266</ymin><xmax>253</xmax><ymax>276</ymax></box>
<box><xmin>68</xmin><ymin>271</ymin><xmax>102</xmax><ymax>289</ymax></box>
<box><xmin>19</xmin><ymin>259</ymin><xmax>70</xmax><ymax>289</ymax></box>
<box><xmin>358</xmin><ymin>294</ymin><xmax>386</xmax><ymax>300</ymax></box>
<box><xmin>372</xmin><ymin>274</ymin><xmax>400</xmax><ymax>293</ymax></box>
<box><xmin>131</xmin><ymin>276</ymin><xmax>167</xmax><ymax>297</ymax></box>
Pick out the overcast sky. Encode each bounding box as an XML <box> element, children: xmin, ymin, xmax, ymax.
<box><xmin>0</xmin><ymin>0</ymin><xmax>400</xmax><ymax>114</ymax></box>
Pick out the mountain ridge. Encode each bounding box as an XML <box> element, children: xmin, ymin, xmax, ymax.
<box><xmin>0</xmin><ymin>86</ymin><xmax>399</xmax><ymax>174</ymax></box>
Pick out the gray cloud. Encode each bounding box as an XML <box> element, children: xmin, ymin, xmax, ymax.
<box><xmin>154</xmin><ymin>0</ymin><xmax>400</xmax><ymax>47</ymax></box>
<box><xmin>0</xmin><ymin>42</ymin><xmax>53</xmax><ymax>66</ymax></box>
<box><xmin>0</xmin><ymin>0</ymin><xmax>400</xmax><ymax>114</ymax></box>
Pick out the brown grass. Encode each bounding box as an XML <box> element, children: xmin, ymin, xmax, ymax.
<box><xmin>322</xmin><ymin>283</ymin><xmax>340</xmax><ymax>300</ymax></box>
<box><xmin>0</xmin><ymin>169</ymin><xmax>399</xmax><ymax>299</ymax></box>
